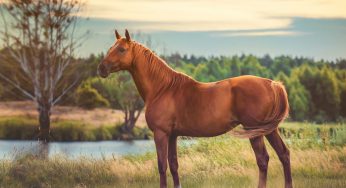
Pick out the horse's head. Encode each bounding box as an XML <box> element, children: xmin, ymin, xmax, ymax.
<box><xmin>98</xmin><ymin>29</ymin><xmax>134</xmax><ymax>78</ymax></box>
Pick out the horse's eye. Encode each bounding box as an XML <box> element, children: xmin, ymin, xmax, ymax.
<box><xmin>119</xmin><ymin>47</ymin><xmax>125</xmax><ymax>53</ymax></box>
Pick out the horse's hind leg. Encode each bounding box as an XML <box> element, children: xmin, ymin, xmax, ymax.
<box><xmin>250</xmin><ymin>136</ymin><xmax>269</xmax><ymax>188</ymax></box>
<box><xmin>265</xmin><ymin>129</ymin><xmax>292</xmax><ymax>188</ymax></box>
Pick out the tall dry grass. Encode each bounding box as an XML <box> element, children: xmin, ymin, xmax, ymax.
<box><xmin>1</xmin><ymin>131</ymin><xmax>346</xmax><ymax>188</ymax></box>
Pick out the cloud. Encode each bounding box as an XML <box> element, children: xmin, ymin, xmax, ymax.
<box><xmin>82</xmin><ymin>0</ymin><xmax>346</xmax><ymax>32</ymax></box>
<box><xmin>113</xmin><ymin>19</ymin><xmax>293</xmax><ymax>32</ymax></box>
<box><xmin>215</xmin><ymin>31</ymin><xmax>306</xmax><ymax>37</ymax></box>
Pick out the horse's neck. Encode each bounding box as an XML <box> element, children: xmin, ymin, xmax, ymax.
<box><xmin>129</xmin><ymin>45</ymin><xmax>189</xmax><ymax>102</ymax></box>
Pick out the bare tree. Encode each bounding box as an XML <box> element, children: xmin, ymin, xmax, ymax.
<box><xmin>0</xmin><ymin>0</ymin><xmax>83</xmax><ymax>142</ymax></box>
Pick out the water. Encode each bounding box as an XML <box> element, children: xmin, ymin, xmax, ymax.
<box><xmin>0</xmin><ymin>140</ymin><xmax>195</xmax><ymax>160</ymax></box>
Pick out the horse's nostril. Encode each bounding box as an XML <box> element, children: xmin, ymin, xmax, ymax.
<box><xmin>98</xmin><ymin>63</ymin><xmax>109</xmax><ymax>78</ymax></box>
<box><xmin>98</xmin><ymin>63</ymin><xmax>105</xmax><ymax>71</ymax></box>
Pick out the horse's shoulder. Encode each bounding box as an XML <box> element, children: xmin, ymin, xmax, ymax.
<box><xmin>146</xmin><ymin>96</ymin><xmax>175</xmax><ymax>116</ymax></box>
<box><xmin>145</xmin><ymin>101</ymin><xmax>176</xmax><ymax>133</ymax></box>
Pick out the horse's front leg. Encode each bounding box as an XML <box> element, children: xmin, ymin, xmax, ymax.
<box><xmin>154</xmin><ymin>130</ymin><xmax>169</xmax><ymax>188</ymax></box>
<box><xmin>168</xmin><ymin>135</ymin><xmax>181</xmax><ymax>188</ymax></box>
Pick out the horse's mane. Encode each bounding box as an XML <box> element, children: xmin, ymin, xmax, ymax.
<box><xmin>132</xmin><ymin>42</ymin><xmax>194</xmax><ymax>91</ymax></box>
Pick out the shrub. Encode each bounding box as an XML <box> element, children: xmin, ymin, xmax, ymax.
<box><xmin>52</xmin><ymin>121</ymin><xmax>96</xmax><ymax>141</ymax></box>
<box><xmin>133</xmin><ymin>127</ymin><xmax>153</xmax><ymax>140</ymax></box>
<box><xmin>76</xmin><ymin>85</ymin><xmax>109</xmax><ymax>110</ymax></box>
<box><xmin>332</xmin><ymin>128</ymin><xmax>346</xmax><ymax>146</ymax></box>
<box><xmin>93</xmin><ymin>126</ymin><xmax>112</xmax><ymax>140</ymax></box>
<box><xmin>0</xmin><ymin>117</ymin><xmax>38</xmax><ymax>140</ymax></box>
<box><xmin>0</xmin><ymin>116</ymin><xmax>152</xmax><ymax>141</ymax></box>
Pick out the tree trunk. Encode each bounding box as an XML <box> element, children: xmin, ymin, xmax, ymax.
<box><xmin>37</xmin><ymin>141</ymin><xmax>50</xmax><ymax>159</ymax></box>
<box><xmin>38</xmin><ymin>104</ymin><xmax>51</xmax><ymax>142</ymax></box>
<box><xmin>125</xmin><ymin>110</ymin><xmax>136</xmax><ymax>132</ymax></box>
<box><xmin>122</xmin><ymin>109</ymin><xmax>142</xmax><ymax>134</ymax></box>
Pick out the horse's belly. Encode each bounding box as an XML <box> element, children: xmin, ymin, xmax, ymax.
<box><xmin>174</xmin><ymin>119</ymin><xmax>239</xmax><ymax>137</ymax></box>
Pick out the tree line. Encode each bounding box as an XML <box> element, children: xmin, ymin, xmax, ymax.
<box><xmin>164</xmin><ymin>54</ymin><xmax>346</xmax><ymax>122</ymax></box>
<box><xmin>1</xmin><ymin>52</ymin><xmax>346</xmax><ymax>135</ymax></box>
<box><xmin>74</xmin><ymin>53</ymin><xmax>346</xmax><ymax>124</ymax></box>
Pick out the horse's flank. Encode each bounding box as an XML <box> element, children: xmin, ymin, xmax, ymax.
<box><xmin>129</xmin><ymin>42</ymin><xmax>289</xmax><ymax>138</ymax></box>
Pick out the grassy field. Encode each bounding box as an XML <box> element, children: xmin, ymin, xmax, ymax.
<box><xmin>0</xmin><ymin>101</ymin><xmax>147</xmax><ymax>128</ymax></box>
<box><xmin>0</xmin><ymin>122</ymin><xmax>346</xmax><ymax>188</ymax></box>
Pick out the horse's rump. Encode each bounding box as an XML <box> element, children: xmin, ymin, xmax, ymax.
<box><xmin>230</xmin><ymin>81</ymin><xmax>289</xmax><ymax>138</ymax></box>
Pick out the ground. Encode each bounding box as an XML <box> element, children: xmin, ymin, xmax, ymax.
<box><xmin>1</xmin><ymin>134</ymin><xmax>346</xmax><ymax>188</ymax></box>
<box><xmin>0</xmin><ymin>101</ymin><xmax>147</xmax><ymax>127</ymax></box>
<box><xmin>0</xmin><ymin>101</ymin><xmax>345</xmax><ymax>187</ymax></box>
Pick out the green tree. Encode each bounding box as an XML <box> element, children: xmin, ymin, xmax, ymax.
<box><xmin>229</xmin><ymin>58</ymin><xmax>241</xmax><ymax>77</ymax></box>
<box><xmin>175</xmin><ymin>62</ymin><xmax>195</xmax><ymax>76</ymax></box>
<box><xmin>207</xmin><ymin>59</ymin><xmax>227</xmax><ymax>81</ymax></box>
<box><xmin>296</xmin><ymin>65</ymin><xmax>340</xmax><ymax>121</ymax></box>
<box><xmin>194</xmin><ymin>63</ymin><xmax>211</xmax><ymax>82</ymax></box>
<box><xmin>336</xmin><ymin>70</ymin><xmax>346</xmax><ymax>118</ymax></box>
<box><xmin>241</xmin><ymin>55</ymin><xmax>271</xmax><ymax>78</ymax></box>
<box><xmin>277</xmin><ymin>71</ymin><xmax>310</xmax><ymax>121</ymax></box>
<box><xmin>271</xmin><ymin>56</ymin><xmax>294</xmax><ymax>76</ymax></box>
<box><xmin>89</xmin><ymin>73</ymin><xmax>144</xmax><ymax>135</ymax></box>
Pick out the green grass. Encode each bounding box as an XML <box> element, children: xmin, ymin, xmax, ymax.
<box><xmin>279</xmin><ymin>122</ymin><xmax>346</xmax><ymax>146</ymax></box>
<box><xmin>0</xmin><ymin>116</ymin><xmax>344</xmax><ymax>143</ymax></box>
<box><xmin>0</xmin><ymin>122</ymin><xmax>346</xmax><ymax>188</ymax></box>
<box><xmin>0</xmin><ymin>116</ymin><xmax>153</xmax><ymax>141</ymax></box>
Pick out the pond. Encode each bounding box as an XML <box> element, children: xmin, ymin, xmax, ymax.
<box><xmin>0</xmin><ymin>140</ymin><xmax>195</xmax><ymax>160</ymax></box>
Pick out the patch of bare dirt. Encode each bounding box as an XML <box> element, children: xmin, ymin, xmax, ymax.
<box><xmin>0</xmin><ymin>101</ymin><xmax>147</xmax><ymax>127</ymax></box>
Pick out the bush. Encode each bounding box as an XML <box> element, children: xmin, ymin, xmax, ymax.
<box><xmin>0</xmin><ymin>116</ymin><xmax>151</xmax><ymax>141</ymax></box>
<box><xmin>93</xmin><ymin>126</ymin><xmax>112</xmax><ymax>140</ymax></box>
<box><xmin>133</xmin><ymin>127</ymin><xmax>153</xmax><ymax>140</ymax></box>
<box><xmin>76</xmin><ymin>85</ymin><xmax>109</xmax><ymax>110</ymax></box>
<box><xmin>51</xmin><ymin>121</ymin><xmax>96</xmax><ymax>141</ymax></box>
<box><xmin>0</xmin><ymin>117</ymin><xmax>38</xmax><ymax>140</ymax></box>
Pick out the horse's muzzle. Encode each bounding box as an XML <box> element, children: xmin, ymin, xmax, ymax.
<box><xmin>98</xmin><ymin>63</ymin><xmax>109</xmax><ymax>78</ymax></box>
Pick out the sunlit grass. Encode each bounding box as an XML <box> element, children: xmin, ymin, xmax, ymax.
<box><xmin>1</xmin><ymin>125</ymin><xmax>346</xmax><ymax>188</ymax></box>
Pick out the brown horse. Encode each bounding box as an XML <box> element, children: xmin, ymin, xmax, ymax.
<box><xmin>98</xmin><ymin>30</ymin><xmax>292</xmax><ymax>188</ymax></box>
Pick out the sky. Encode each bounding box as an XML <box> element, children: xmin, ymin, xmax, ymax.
<box><xmin>3</xmin><ymin>0</ymin><xmax>346</xmax><ymax>60</ymax></box>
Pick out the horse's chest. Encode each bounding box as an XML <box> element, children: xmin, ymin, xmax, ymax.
<box><xmin>145</xmin><ymin>104</ymin><xmax>176</xmax><ymax>133</ymax></box>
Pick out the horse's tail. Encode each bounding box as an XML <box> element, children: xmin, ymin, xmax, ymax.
<box><xmin>230</xmin><ymin>81</ymin><xmax>289</xmax><ymax>138</ymax></box>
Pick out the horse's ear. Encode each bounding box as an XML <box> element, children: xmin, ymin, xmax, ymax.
<box><xmin>115</xmin><ymin>30</ymin><xmax>121</xmax><ymax>40</ymax></box>
<box><xmin>125</xmin><ymin>29</ymin><xmax>131</xmax><ymax>42</ymax></box>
